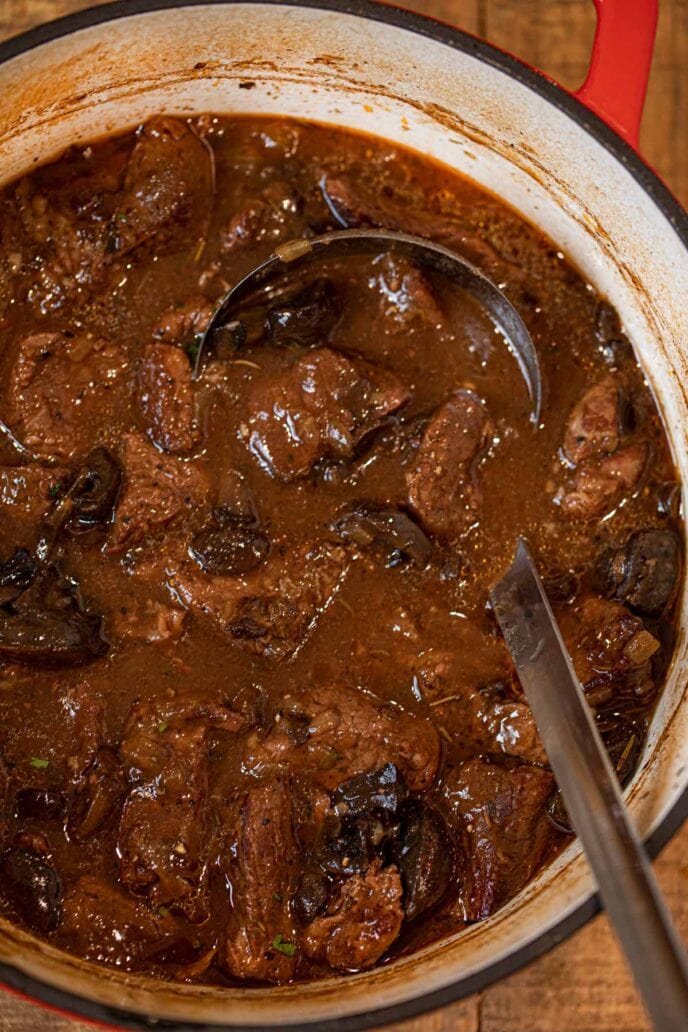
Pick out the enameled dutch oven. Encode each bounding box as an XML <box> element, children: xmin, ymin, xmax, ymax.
<box><xmin>0</xmin><ymin>1</ymin><xmax>686</xmax><ymax>1028</ymax></box>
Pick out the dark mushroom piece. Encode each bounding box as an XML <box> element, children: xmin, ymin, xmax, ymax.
<box><xmin>189</xmin><ymin>509</ymin><xmax>270</xmax><ymax>576</ymax></box>
<box><xmin>332</xmin><ymin>762</ymin><xmax>409</xmax><ymax>820</ymax></box>
<box><xmin>596</xmin><ymin>528</ymin><xmax>681</xmax><ymax>616</ymax></box>
<box><xmin>0</xmin><ymin>564</ymin><xmax>108</xmax><ymax>667</ymax></box>
<box><xmin>394</xmin><ymin>800</ymin><xmax>454</xmax><ymax>921</ymax></box>
<box><xmin>0</xmin><ymin>549</ymin><xmax>38</xmax><ymax>606</ymax></box>
<box><xmin>333</xmin><ymin>504</ymin><xmax>432</xmax><ymax>568</ymax></box>
<box><xmin>1</xmin><ymin>847</ymin><xmax>62</xmax><ymax>933</ymax></box>
<box><xmin>46</xmin><ymin>446</ymin><xmax>122</xmax><ymax>541</ymax></box>
<box><xmin>214</xmin><ymin>277</ymin><xmax>342</xmax><ymax>355</ymax></box>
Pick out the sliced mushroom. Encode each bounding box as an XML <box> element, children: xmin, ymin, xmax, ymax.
<box><xmin>332</xmin><ymin>763</ymin><xmax>409</xmax><ymax>821</ymax></box>
<box><xmin>189</xmin><ymin>510</ymin><xmax>270</xmax><ymax>576</ymax></box>
<box><xmin>333</xmin><ymin>504</ymin><xmax>432</xmax><ymax>568</ymax></box>
<box><xmin>266</xmin><ymin>277</ymin><xmax>342</xmax><ymax>345</ymax></box>
<box><xmin>0</xmin><ymin>549</ymin><xmax>38</xmax><ymax>606</ymax></box>
<box><xmin>395</xmin><ymin>800</ymin><xmax>453</xmax><ymax>921</ymax></box>
<box><xmin>1</xmin><ymin>847</ymin><xmax>62</xmax><ymax>932</ymax></box>
<box><xmin>596</xmin><ymin>528</ymin><xmax>681</xmax><ymax>616</ymax></box>
<box><xmin>0</xmin><ymin>564</ymin><xmax>108</xmax><ymax>666</ymax></box>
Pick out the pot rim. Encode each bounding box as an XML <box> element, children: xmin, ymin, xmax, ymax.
<box><xmin>0</xmin><ymin>2</ymin><xmax>686</xmax><ymax>1030</ymax></box>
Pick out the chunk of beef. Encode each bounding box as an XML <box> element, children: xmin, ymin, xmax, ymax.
<box><xmin>303</xmin><ymin>860</ymin><xmax>403</xmax><ymax>971</ymax></box>
<box><xmin>374</xmin><ymin>255</ymin><xmax>446</xmax><ymax>329</ymax></box>
<box><xmin>113</xmin><ymin>117</ymin><xmax>213</xmax><ymax>256</ymax></box>
<box><xmin>118</xmin><ymin>698</ymin><xmax>242</xmax><ymax>913</ymax></box>
<box><xmin>242</xmin><ymin>684</ymin><xmax>441</xmax><ymax>792</ymax></box>
<box><xmin>222</xmin><ymin>777</ymin><xmax>299</xmax><ymax>983</ymax></box>
<box><xmin>222</xmin><ymin>180</ymin><xmax>303</xmax><ymax>254</ymax></box>
<box><xmin>246</xmin><ymin>348</ymin><xmax>409</xmax><ymax>481</ymax></box>
<box><xmin>563</xmin><ymin>375</ymin><xmax>622</xmax><ymax>465</ymax></box>
<box><xmin>560</xmin><ymin>596</ymin><xmax>660</xmax><ymax>705</ymax></box>
<box><xmin>407</xmin><ymin>390</ymin><xmax>492</xmax><ymax>540</ymax></box>
<box><xmin>560</xmin><ymin>442</ymin><xmax>648</xmax><ymax>519</ymax></box>
<box><xmin>320</xmin><ymin>174</ymin><xmax>505</xmax><ymax>271</ymax></box>
<box><xmin>6</xmin><ymin>332</ymin><xmax>129</xmax><ymax>461</ymax></box>
<box><xmin>478</xmin><ymin>699</ymin><xmax>547</xmax><ymax>766</ymax></box>
<box><xmin>138</xmin><ymin>343</ymin><xmax>199</xmax><ymax>454</ymax></box>
<box><xmin>61</xmin><ymin>683</ymin><xmax>125</xmax><ymax>840</ymax></box>
<box><xmin>108</xmin><ymin>433</ymin><xmax>208</xmax><ymax>553</ymax></box>
<box><xmin>61</xmin><ymin>875</ymin><xmax>180</xmax><ymax>965</ymax></box>
<box><xmin>443</xmin><ymin>759</ymin><xmax>554</xmax><ymax>920</ymax></box>
<box><xmin>153</xmin><ymin>296</ymin><xmax>214</xmax><ymax>347</ymax></box>
<box><xmin>596</xmin><ymin>528</ymin><xmax>681</xmax><ymax>616</ymax></box>
<box><xmin>0</xmin><ymin>464</ymin><xmax>65</xmax><ymax>534</ymax></box>
<box><xmin>171</xmin><ymin>540</ymin><xmax>348</xmax><ymax>660</ymax></box>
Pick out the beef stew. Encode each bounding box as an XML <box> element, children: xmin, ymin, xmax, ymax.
<box><xmin>0</xmin><ymin>115</ymin><xmax>681</xmax><ymax>985</ymax></box>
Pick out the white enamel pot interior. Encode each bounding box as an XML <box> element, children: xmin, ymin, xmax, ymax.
<box><xmin>0</xmin><ymin>2</ymin><xmax>686</xmax><ymax>1029</ymax></box>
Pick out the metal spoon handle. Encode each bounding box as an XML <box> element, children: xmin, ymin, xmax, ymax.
<box><xmin>491</xmin><ymin>539</ymin><xmax>688</xmax><ymax>1032</ymax></box>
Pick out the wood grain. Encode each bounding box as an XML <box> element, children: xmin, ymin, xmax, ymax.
<box><xmin>0</xmin><ymin>3</ymin><xmax>686</xmax><ymax>1031</ymax></box>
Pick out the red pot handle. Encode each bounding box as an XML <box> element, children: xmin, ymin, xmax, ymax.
<box><xmin>575</xmin><ymin>0</ymin><xmax>658</xmax><ymax>149</ymax></box>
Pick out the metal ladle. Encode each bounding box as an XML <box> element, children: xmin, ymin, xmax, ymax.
<box><xmin>192</xmin><ymin>228</ymin><xmax>542</xmax><ymax>424</ymax></box>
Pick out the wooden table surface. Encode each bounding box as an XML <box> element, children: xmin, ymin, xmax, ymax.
<box><xmin>0</xmin><ymin>1</ymin><xmax>686</xmax><ymax>1030</ymax></box>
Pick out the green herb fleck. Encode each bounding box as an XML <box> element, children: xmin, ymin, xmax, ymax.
<box><xmin>157</xmin><ymin>906</ymin><xmax>170</xmax><ymax>918</ymax></box>
<box><xmin>185</xmin><ymin>337</ymin><xmax>201</xmax><ymax>363</ymax></box>
<box><xmin>117</xmin><ymin>212</ymin><xmax>128</xmax><ymax>223</ymax></box>
<box><xmin>158</xmin><ymin>722</ymin><xmax>168</xmax><ymax>733</ymax></box>
<box><xmin>48</xmin><ymin>482</ymin><xmax>61</xmax><ymax>498</ymax></box>
<box><xmin>30</xmin><ymin>757</ymin><xmax>49</xmax><ymax>770</ymax></box>
<box><xmin>272</xmin><ymin>892</ymin><xmax>283</xmax><ymax>903</ymax></box>
<box><xmin>271</xmin><ymin>934</ymin><xmax>297</xmax><ymax>957</ymax></box>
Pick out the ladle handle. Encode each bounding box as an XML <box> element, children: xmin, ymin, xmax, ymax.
<box><xmin>576</xmin><ymin>0</ymin><xmax>658</xmax><ymax>150</ymax></box>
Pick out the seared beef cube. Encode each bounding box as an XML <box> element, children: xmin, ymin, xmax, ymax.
<box><xmin>374</xmin><ymin>255</ymin><xmax>446</xmax><ymax>329</ymax></box>
<box><xmin>108</xmin><ymin>433</ymin><xmax>208</xmax><ymax>553</ymax></box>
<box><xmin>222</xmin><ymin>180</ymin><xmax>304</xmax><ymax>254</ymax></box>
<box><xmin>407</xmin><ymin>390</ymin><xmax>492</xmax><ymax>540</ymax></box>
<box><xmin>444</xmin><ymin>759</ymin><xmax>554</xmax><ymax>920</ymax></box>
<box><xmin>242</xmin><ymin>684</ymin><xmax>441</xmax><ymax>792</ymax></box>
<box><xmin>61</xmin><ymin>876</ymin><xmax>180</xmax><ymax>965</ymax></box>
<box><xmin>0</xmin><ymin>464</ymin><xmax>67</xmax><ymax>535</ymax></box>
<box><xmin>560</xmin><ymin>442</ymin><xmax>647</xmax><ymax>519</ymax></box>
<box><xmin>563</xmin><ymin>375</ymin><xmax>623</xmax><ymax>465</ymax></box>
<box><xmin>477</xmin><ymin>698</ymin><xmax>547</xmax><ymax>766</ymax></box>
<box><xmin>222</xmin><ymin>777</ymin><xmax>299</xmax><ymax>983</ymax></box>
<box><xmin>113</xmin><ymin>117</ymin><xmax>213</xmax><ymax>256</ymax></box>
<box><xmin>153</xmin><ymin>296</ymin><xmax>213</xmax><ymax>347</ymax></box>
<box><xmin>138</xmin><ymin>343</ymin><xmax>199</xmax><ymax>454</ymax></box>
<box><xmin>172</xmin><ymin>540</ymin><xmax>349</xmax><ymax>660</ymax></box>
<box><xmin>118</xmin><ymin>699</ymin><xmax>242</xmax><ymax>912</ymax></box>
<box><xmin>596</xmin><ymin>528</ymin><xmax>681</xmax><ymax>616</ymax></box>
<box><xmin>560</xmin><ymin>596</ymin><xmax>660</xmax><ymax>705</ymax></box>
<box><xmin>246</xmin><ymin>348</ymin><xmax>409</xmax><ymax>481</ymax></box>
<box><xmin>6</xmin><ymin>332</ymin><xmax>128</xmax><ymax>461</ymax></box>
<box><xmin>302</xmin><ymin>860</ymin><xmax>403</xmax><ymax>972</ymax></box>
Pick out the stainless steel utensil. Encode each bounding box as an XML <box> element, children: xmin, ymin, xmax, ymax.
<box><xmin>491</xmin><ymin>538</ymin><xmax>688</xmax><ymax>1032</ymax></box>
<box><xmin>192</xmin><ymin>228</ymin><xmax>542</xmax><ymax>423</ymax></box>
